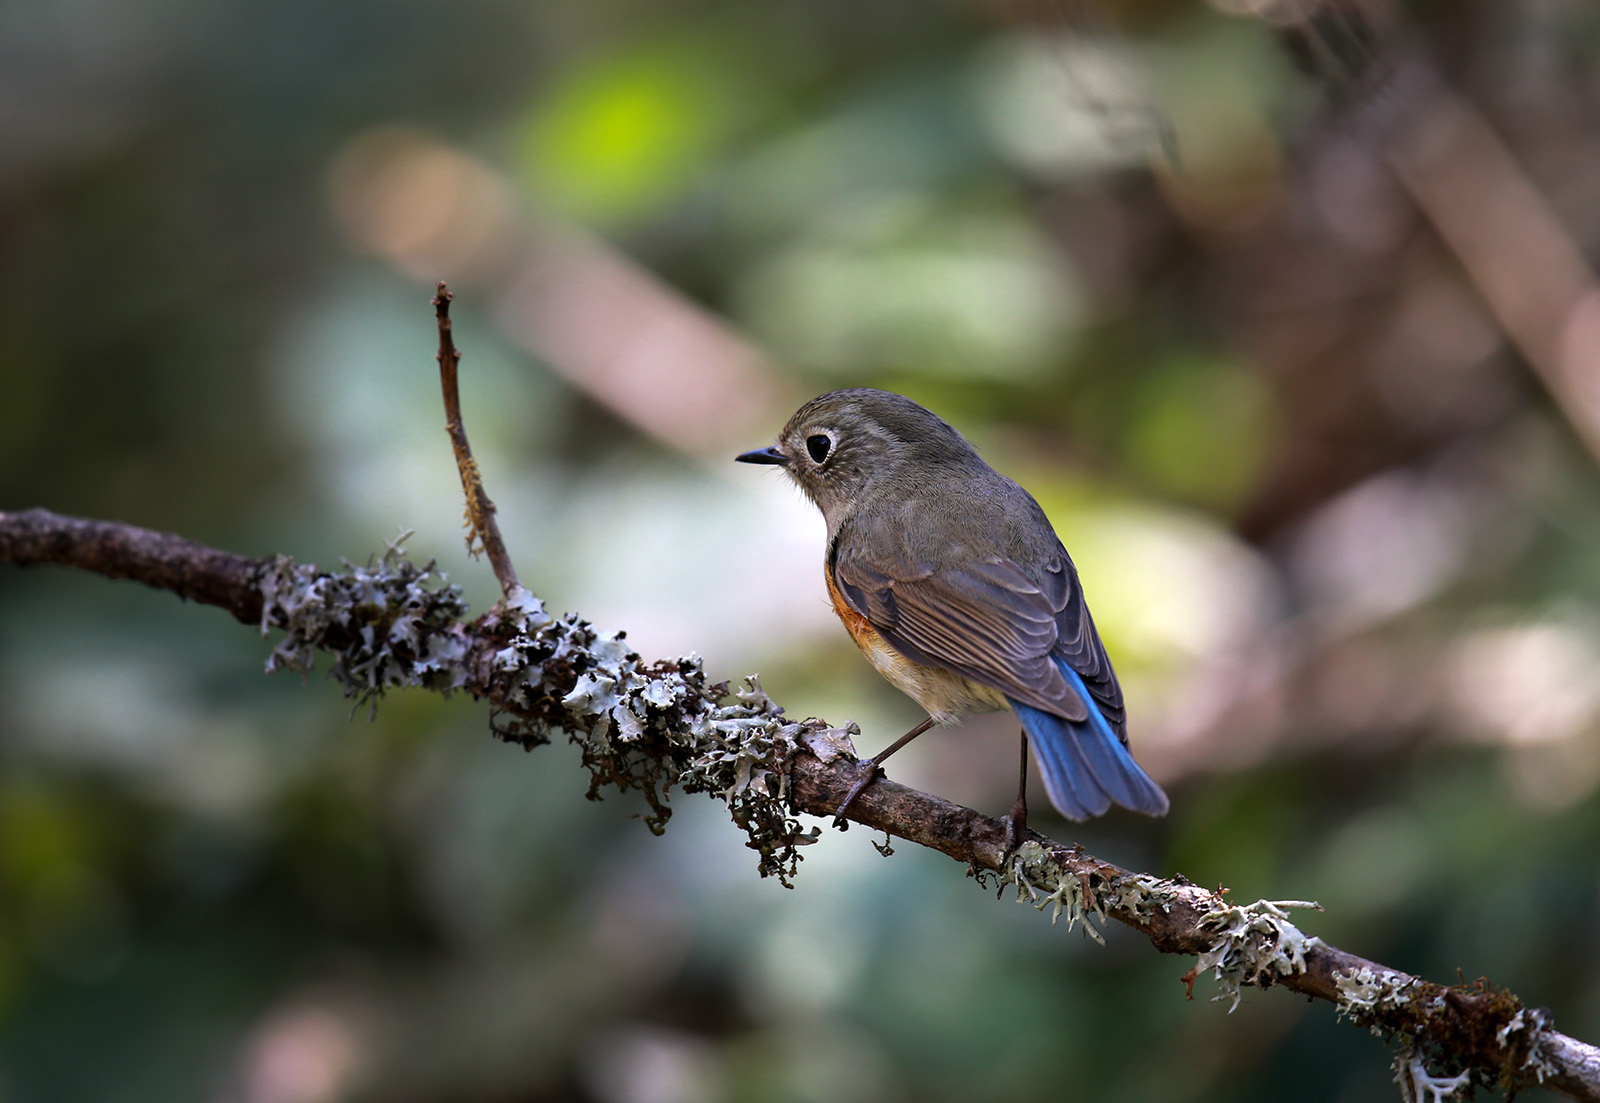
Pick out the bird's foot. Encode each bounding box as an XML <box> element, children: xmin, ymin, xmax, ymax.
<box><xmin>831</xmin><ymin>759</ymin><xmax>882</xmax><ymax>827</ymax></box>
<box><xmin>1000</xmin><ymin>792</ymin><xmax>1030</xmax><ymax>866</ymax></box>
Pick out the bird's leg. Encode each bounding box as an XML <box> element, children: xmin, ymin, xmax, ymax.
<box><xmin>833</xmin><ymin>715</ymin><xmax>938</xmax><ymax>823</ymax></box>
<box><xmin>1003</xmin><ymin>731</ymin><xmax>1029</xmax><ymax>859</ymax></box>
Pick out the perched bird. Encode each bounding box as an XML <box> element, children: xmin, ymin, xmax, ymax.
<box><xmin>736</xmin><ymin>388</ymin><xmax>1168</xmax><ymax>837</ymax></box>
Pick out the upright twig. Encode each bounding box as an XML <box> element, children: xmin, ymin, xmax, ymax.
<box><xmin>434</xmin><ymin>282</ymin><xmax>520</xmax><ymax>596</ymax></box>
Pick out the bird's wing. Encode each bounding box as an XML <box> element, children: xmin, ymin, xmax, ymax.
<box><xmin>833</xmin><ymin>546</ymin><xmax>1099</xmax><ymax>723</ymax></box>
<box><xmin>1046</xmin><ymin>562</ymin><xmax>1126</xmax><ymax>739</ymax></box>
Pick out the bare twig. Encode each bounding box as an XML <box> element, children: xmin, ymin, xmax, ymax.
<box><xmin>434</xmin><ymin>282</ymin><xmax>520</xmax><ymax>595</ymax></box>
<box><xmin>0</xmin><ymin>508</ymin><xmax>264</xmax><ymax>623</ymax></box>
<box><xmin>2</xmin><ymin>505</ymin><xmax>1597</xmax><ymax>1101</ymax></box>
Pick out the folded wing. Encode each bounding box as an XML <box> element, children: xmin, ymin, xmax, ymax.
<box><xmin>833</xmin><ymin>544</ymin><xmax>1166</xmax><ymax>819</ymax></box>
<box><xmin>832</xmin><ymin>551</ymin><xmax>1088</xmax><ymax>720</ymax></box>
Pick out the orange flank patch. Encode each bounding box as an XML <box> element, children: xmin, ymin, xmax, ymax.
<box><xmin>824</xmin><ymin>565</ymin><xmax>1005</xmax><ymax>720</ymax></box>
<box><xmin>825</xmin><ymin>566</ymin><xmax>880</xmax><ymax>651</ymax></box>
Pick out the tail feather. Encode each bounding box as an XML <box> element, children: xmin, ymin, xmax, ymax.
<box><xmin>1021</xmin><ymin>706</ymin><xmax>1111</xmax><ymax>820</ymax></box>
<box><xmin>1010</xmin><ymin>661</ymin><xmax>1168</xmax><ymax>822</ymax></box>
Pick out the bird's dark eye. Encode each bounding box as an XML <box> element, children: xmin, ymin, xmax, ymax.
<box><xmin>806</xmin><ymin>434</ymin><xmax>831</xmax><ymax>463</ymax></box>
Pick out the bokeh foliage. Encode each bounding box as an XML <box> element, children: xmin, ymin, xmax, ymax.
<box><xmin>5</xmin><ymin>2</ymin><xmax>1600</xmax><ymax>1101</ymax></box>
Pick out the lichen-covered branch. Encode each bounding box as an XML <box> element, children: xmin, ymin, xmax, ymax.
<box><xmin>3</xmin><ymin>506</ymin><xmax>1598</xmax><ymax>1101</ymax></box>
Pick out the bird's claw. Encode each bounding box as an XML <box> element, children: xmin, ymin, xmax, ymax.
<box><xmin>1000</xmin><ymin>791</ymin><xmax>1030</xmax><ymax>865</ymax></box>
<box><xmin>831</xmin><ymin>759</ymin><xmax>882</xmax><ymax>826</ymax></box>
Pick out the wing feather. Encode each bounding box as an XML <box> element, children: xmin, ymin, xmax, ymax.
<box><xmin>1045</xmin><ymin>561</ymin><xmax>1126</xmax><ymax>739</ymax></box>
<box><xmin>834</xmin><ymin>548</ymin><xmax>1096</xmax><ymax>722</ymax></box>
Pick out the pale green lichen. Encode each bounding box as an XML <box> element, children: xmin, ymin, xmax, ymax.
<box><xmin>256</xmin><ymin>543</ymin><xmax>813</xmax><ymax>883</ymax></box>
<box><xmin>1394</xmin><ymin>1049</ymin><xmax>1472</xmax><ymax>1103</ymax></box>
<box><xmin>451</xmin><ymin>581</ymin><xmax>815</xmax><ymax>882</ymax></box>
<box><xmin>1001</xmin><ymin>848</ymin><xmax>1321</xmax><ymax>1006</ymax></box>
<box><xmin>1495</xmin><ymin>1008</ymin><xmax>1557</xmax><ymax>1083</ymax></box>
<box><xmin>1336</xmin><ymin>966</ymin><xmax>1422</xmax><ymax>1033</ymax></box>
<box><xmin>1006</xmin><ymin>841</ymin><xmax>1108</xmax><ymax>944</ymax></box>
<box><xmin>1045</xmin><ymin>854</ymin><xmax>1323</xmax><ymax>1009</ymax></box>
<box><xmin>1334</xmin><ymin>964</ymin><xmax>1559</xmax><ymax>1096</ymax></box>
<box><xmin>258</xmin><ymin>534</ymin><xmax>471</xmax><ymax>711</ymax></box>
<box><xmin>1108</xmin><ymin>871</ymin><xmax>1177</xmax><ymax>921</ymax></box>
<box><xmin>1191</xmin><ymin>897</ymin><xmax>1323</xmax><ymax>1012</ymax></box>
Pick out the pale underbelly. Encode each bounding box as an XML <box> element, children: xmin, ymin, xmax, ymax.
<box><xmin>854</xmin><ymin>629</ymin><xmax>1011</xmax><ymax>723</ymax></box>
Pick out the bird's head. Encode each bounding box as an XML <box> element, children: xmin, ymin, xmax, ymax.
<box><xmin>736</xmin><ymin>388</ymin><xmax>973</xmax><ymax>528</ymax></box>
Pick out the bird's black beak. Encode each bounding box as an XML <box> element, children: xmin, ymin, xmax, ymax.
<box><xmin>735</xmin><ymin>445</ymin><xmax>788</xmax><ymax>466</ymax></box>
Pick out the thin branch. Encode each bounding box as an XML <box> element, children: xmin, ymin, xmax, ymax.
<box><xmin>0</xmin><ymin>508</ymin><xmax>264</xmax><ymax>623</ymax></box>
<box><xmin>2</xmin><ymin>505</ymin><xmax>1597</xmax><ymax>1101</ymax></box>
<box><xmin>434</xmin><ymin>282</ymin><xmax>520</xmax><ymax>595</ymax></box>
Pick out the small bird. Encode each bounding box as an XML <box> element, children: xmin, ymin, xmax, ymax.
<box><xmin>737</xmin><ymin>388</ymin><xmax>1168</xmax><ymax>838</ymax></box>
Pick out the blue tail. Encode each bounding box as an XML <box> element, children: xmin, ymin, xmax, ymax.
<box><xmin>1009</xmin><ymin>661</ymin><xmax>1169</xmax><ymax>821</ymax></box>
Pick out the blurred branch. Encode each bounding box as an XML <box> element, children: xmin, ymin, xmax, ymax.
<box><xmin>1384</xmin><ymin>76</ymin><xmax>1600</xmax><ymax>463</ymax></box>
<box><xmin>327</xmin><ymin>127</ymin><xmax>799</xmax><ymax>456</ymax></box>
<box><xmin>2</xmin><ymin>505</ymin><xmax>1598</xmax><ymax>1100</ymax></box>
<box><xmin>1155</xmin><ymin>2</ymin><xmax>1600</xmax><ymax>795</ymax></box>
<box><xmin>1272</xmin><ymin>4</ymin><xmax>1600</xmax><ymax>467</ymax></box>
<box><xmin>493</xmin><ymin>218</ymin><xmax>802</xmax><ymax>456</ymax></box>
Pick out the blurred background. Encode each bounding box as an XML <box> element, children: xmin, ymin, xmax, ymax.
<box><xmin>4</xmin><ymin>0</ymin><xmax>1600</xmax><ymax>1099</ymax></box>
